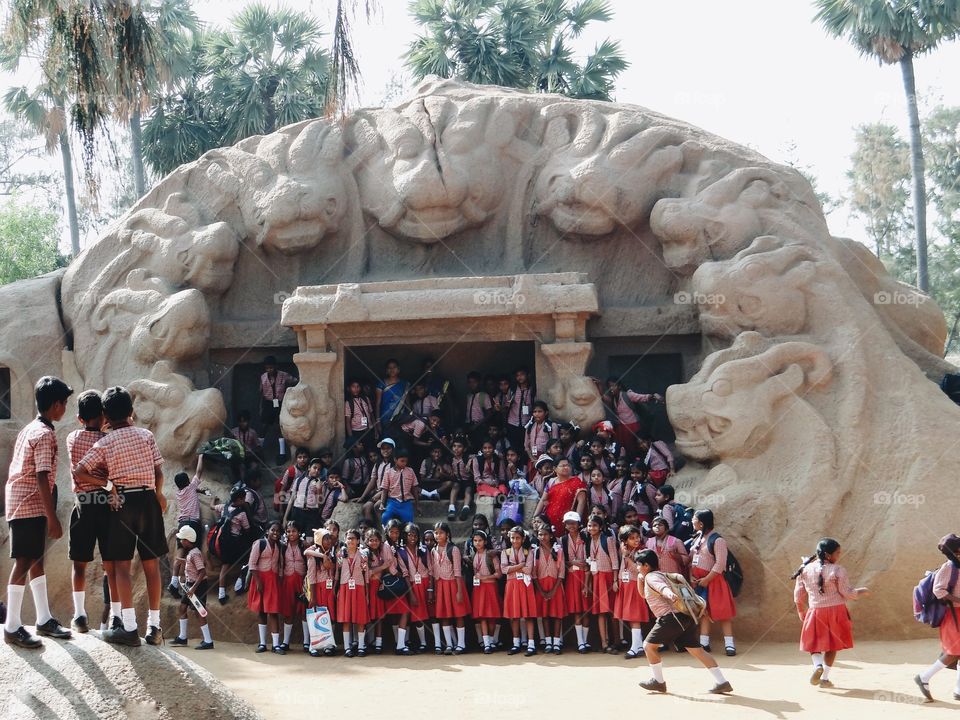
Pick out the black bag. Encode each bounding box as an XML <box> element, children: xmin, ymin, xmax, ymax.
<box><xmin>941</xmin><ymin>373</ymin><xmax>960</xmax><ymax>405</ymax></box>
<box><xmin>667</xmin><ymin>502</ymin><xmax>695</xmax><ymax>542</ymax></box>
<box><xmin>707</xmin><ymin>532</ymin><xmax>744</xmax><ymax>597</ymax></box>
<box><xmin>377</xmin><ymin>572</ymin><xmax>409</xmax><ymax>600</ymax></box>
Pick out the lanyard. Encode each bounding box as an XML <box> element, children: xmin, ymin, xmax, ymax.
<box><xmin>346</xmin><ymin>552</ymin><xmax>358</xmax><ymax>579</ymax></box>
<box><xmin>512</xmin><ymin>548</ymin><xmax>524</xmax><ymax>567</ymax></box>
<box><xmin>474</xmin><ymin>553</ymin><xmax>485</xmax><ymax>576</ymax></box>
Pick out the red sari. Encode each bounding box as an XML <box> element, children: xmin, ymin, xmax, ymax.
<box><xmin>544</xmin><ymin>477</ymin><xmax>587</xmax><ymax>533</ymax></box>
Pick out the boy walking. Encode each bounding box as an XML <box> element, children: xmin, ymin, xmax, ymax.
<box><xmin>170</xmin><ymin>525</ymin><xmax>214</xmax><ymax>650</ymax></box>
<box><xmin>4</xmin><ymin>376</ymin><xmax>76</xmax><ymax>648</ymax></box>
<box><xmin>74</xmin><ymin>386</ymin><xmax>168</xmax><ymax>647</ymax></box>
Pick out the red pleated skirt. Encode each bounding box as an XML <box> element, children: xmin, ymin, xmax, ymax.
<box><xmin>367</xmin><ymin>577</ymin><xmax>386</xmax><ymax>620</ymax></box>
<box><xmin>691</xmin><ymin>566</ymin><xmax>737</xmax><ymax>621</ymax></box>
<box><xmin>434</xmin><ymin>578</ymin><xmax>471</xmax><ymax>619</ymax></box>
<box><xmin>799</xmin><ymin>604</ymin><xmax>854</xmax><ymax>652</ymax></box>
<box><xmin>406</xmin><ymin>579</ymin><xmax>431</xmax><ymax>623</ymax></box>
<box><xmin>385</xmin><ymin>586</ymin><xmax>411</xmax><ymax>616</ymax></box>
<box><xmin>472</xmin><ymin>580</ymin><xmax>503</xmax><ymax>619</ymax></box>
<box><xmin>589</xmin><ymin>571</ymin><xmax>615</xmax><ymax>615</ymax></box>
<box><xmin>247</xmin><ymin>571</ymin><xmax>280</xmax><ymax>614</ymax></box>
<box><xmin>535</xmin><ymin>576</ymin><xmax>567</xmax><ymax>619</ymax></box>
<box><xmin>278</xmin><ymin>572</ymin><xmax>306</xmax><ymax>618</ymax></box>
<box><xmin>564</xmin><ymin>569</ymin><xmax>589</xmax><ymax>615</ymax></box>
<box><xmin>939</xmin><ymin>608</ymin><xmax>960</xmax><ymax>655</ymax></box>
<box><xmin>336</xmin><ymin>584</ymin><xmax>369</xmax><ymax>625</ymax></box>
<box><xmin>503</xmin><ymin>576</ymin><xmax>537</xmax><ymax>618</ymax></box>
<box><xmin>310</xmin><ymin>582</ymin><xmax>337</xmax><ymax>618</ymax></box>
<box><xmin>614</xmin><ymin>577</ymin><xmax>650</xmax><ymax>623</ymax></box>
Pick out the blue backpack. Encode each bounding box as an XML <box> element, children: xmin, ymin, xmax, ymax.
<box><xmin>914</xmin><ymin>566</ymin><xmax>958</xmax><ymax>627</ymax></box>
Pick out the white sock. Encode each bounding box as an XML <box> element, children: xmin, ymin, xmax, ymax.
<box><xmin>631</xmin><ymin>628</ymin><xmax>644</xmax><ymax>652</ymax></box>
<box><xmin>99</xmin><ymin>622</ymin><xmax>107</xmax><ymax>632</ymax></box>
<box><xmin>72</xmin><ymin>591</ymin><xmax>86</xmax><ymax>619</ymax></box>
<box><xmin>375</xmin><ymin>635</ymin><xmax>383</xmax><ymax>648</ymax></box>
<box><xmin>709</xmin><ymin>667</ymin><xmax>727</xmax><ymax>683</ymax></box>
<box><xmin>302</xmin><ymin>621</ymin><xmax>309</xmax><ymax>644</ymax></box>
<box><xmin>456</xmin><ymin>626</ymin><xmax>465</xmax><ymax>648</ymax></box>
<box><xmin>821</xmin><ymin>664</ymin><xmax>831</xmax><ymax>680</ymax></box>
<box><xmin>358</xmin><ymin>632</ymin><xmax>366</xmax><ymax>650</ymax></box>
<box><xmin>343</xmin><ymin>629</ymin><xmax>353</xmax><ymax>647</ymax></box>
<box><xmin>110</xmin><ymin>601</ymin><xmax>121</xmax><ymax>620</ymax></box>
<box><xmin>29</xmin><ymin>576</ymin><xmax>52</xmax><ymax>626</ymax></box>
<box><xmin>724</xmin><ymin>635</ymin><xmax>735</xmax><ymax>649</ymax></box>
<box><xmin>4</xmin><ymin>584</ymin><xmax>24</xmax><ymax>633</ymax></box>
<box><xmin>397</xmin><ymin>627</ymin><xmax>407</xmax><ymax>649</ymax></box>
<box><xmin>432</xmin><ymin>623</ymin><xmax>442</xmax><ymax>649</ymax></box>
<box><xmin>258</xmin><ymin>624</ymin><xmax>267</xmax><ymax>645</ymax></box>
<box><xmin>201</xmin><ymin>624</ymin><xmax>212</xmax><ymax>643</ymax></box>
<box><xmin>170</xmin><ymin>576</ymin><xmax>180</xmax><ymax>588</ymax></box>
<box><xmin>574</xmin><ymin>624</ymin><xmax>585</xmax><ymax>645</ymax></box>
<box><xmin>811</xmin><ymin>652</ymin><xmax>824</xmax><ymax>668</ymax></box>
<box><xmin>147</xmin><ymin>609</ymin><xmax>160</xmax><ymax>628</ymax></box>
<box><xmin>442</xmin><ymin>625</ymin><xmax>454</xmax><ymax>647</ymax></box>
<box><xmin>121</xmin><ymin>607</ymin><xmax>137</xmax><ymax>632</ymax></box>
<box><xmin>448</xmin><ymin>504</ymin><xmax>456</xmax><ymax>512</ymax></box>
<box><xmin>179</xmin><ymin>618</ymin><xmax>188</xmax><ymax>639</ymax></box>
<box><xmin>650</xmin><ymin>662</ymin><xmax>664</xmax><ymax>682</ymax></box>
<box><xmin>920</xmin><ymin>659</ymin><xmax>946</xmax><ymax>683</ymax></box>
<box><xmin>234</xmin><ymin>577</ymin><xmax>244</xmax><ymax>592</ymax></box>
<box><xmin>483</xmin><ymin>634</ymin><xmax>492</xmax><ymax>648</ymax></box>
<box><xmin>528</xmin><ymin>638</ymin><xmax>535</xmax><ymax>650</ymax></box>
<box><xmin>417</xmin><ymin>625</ymin><xmax>426</xmax><ymax>646</ymax></box>
<box><xmin>271</xmin><ymin>632</ymin><xmax>280</xmax><ymax>647</ymax></box>
<box><xmin>218</xmin><ymin>587</ymin><xmax>226</xmax><ymax>599</ymax></box>
<box><xmin>513</xmin><ymin>636</ymin><xmax>521</xmax><ymax>647</ymax></box>
<box><xmin>699</xmin><ymin>634</ymin><xmax>710</xmax><ymax>647</ymax></box>
<box><xmin>283</xmin><ymin>623</ymin><xmax>293</xmax><ymax>644</ymax></box>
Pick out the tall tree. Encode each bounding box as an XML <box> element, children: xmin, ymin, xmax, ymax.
<box><xmin>814</xmin><ymin>0</ymin><xmax>960</xmax><ymax>293</ymax></box>
<box><xmin>405</xmin><ymin>0</ymin><xmax>628</xmax><ymax>101</ymax></box>
<box><xmin>0</xmin><ymin>200</ymin><xmax>66</xmax><ymax>285</ymax></box>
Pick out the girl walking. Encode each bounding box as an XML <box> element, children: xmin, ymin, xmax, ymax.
<box><xmin>915</xmin><ymin>533</ymin><xmax>960</xmax><ymax>702</ymax></box>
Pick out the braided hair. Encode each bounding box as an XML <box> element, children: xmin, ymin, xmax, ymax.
<box><xmin>790</xmin><ymin>538</ymin><xmax>841</xmax><ymax>594</ymax></box>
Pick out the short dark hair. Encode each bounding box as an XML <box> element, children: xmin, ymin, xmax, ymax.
<box><xmin>174</xmin><ymin>472</ymin><xmax>190</xmax><ymax>490</ymax></box>
<box><xmin>237</xmin><ymin>410</ymin><xmax>251</xmax><ymax>422</ymax></box>
<box><xmin>35</xmin><ymin>376</ymin><xmax>73</xmax><ymax>413</ymax></box>
<box><xmin>264</xmin><ymin>355</ymin><xmax>277</xmax><ymax>366</ymax></box>
<box><xmin>76</xmin><ymin>390</ymin><xmax>103</xmax><ymax>422</ymax></box>
<box><xmin>102</xmin><ymin>386</ymin><xmax>133</xmax><ymax>423</ymax></box>
<box><xmin>466</xmin><ymin>371</ymin><xmax>481</xmax><ymax>381</ymax></box>
<box><xmin>636</xmin><ymin>549</ymin><xmax>659</xmax><ymax>570</ymax></box>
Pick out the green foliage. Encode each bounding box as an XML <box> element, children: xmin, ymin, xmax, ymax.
<box><xmin>405</xmin><ymin>0</ymin><xmax>628</xmax><ymax>100</ymax></box>
<box><xmin>0</xmin><ymin>200</ymin><xmax>66</xmax><ymax>285</ymax></box>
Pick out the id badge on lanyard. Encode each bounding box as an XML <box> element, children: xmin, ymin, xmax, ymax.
<box><xmin>621</xmin><ymin>570</ymin><xmax>630</xmax><ymax>583</ymax></box>
<box><xmin>348</xmin><ymin>578</ymin><xmax>356</xmax><ymax>590</ymax></box>
<box><xmin>273</xmin><ymin>398</ymin><xmax>280</xmax><ymax>408</ymax></box>
<box><xmin>473</xmin><ymin>577</ymin><xmax>481</xmax><ymax>587</ymax></box>
<box><xmin>325</xmin><ymin>579</ymin><xmax>334</xmax><ymax>590</ymax></box>
<box><xmin>589</xmin><ymin>559</ymin><xmax>598</xmax><ymax>574</ymax></box>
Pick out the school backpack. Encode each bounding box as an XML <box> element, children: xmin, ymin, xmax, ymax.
<box><xmin>206</xmin><ymin>506</ymin><xmax>238</xmax><ymax>561</ymax></box>
<box><xmin>666</xmin><ymin>502</ymin><xmax>695</xmax><ymax>541</ymax></box>
<box><xmin>232</xmin><ymin>482</ymin><xmax>267</xmax><ymax>529</ymax></box>
<box><xmin>706</xmin><ymin>532</ymin><xmax>744</xmax><ymax>597</ymax></box>
<box><xmin>649</xmin><ymin>571</ymin><xmax>707</xmax><ymax>620</ymax></box>
<box><xmin>913</xmin><ymin>566</ymin><xmax>959</xmax><ymax>628</ymax></box>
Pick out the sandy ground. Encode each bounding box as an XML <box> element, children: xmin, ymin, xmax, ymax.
<box><xmin>172</xmin><ymin>639</ymin><xmax>959</xmax><ymax>719</ymax></box>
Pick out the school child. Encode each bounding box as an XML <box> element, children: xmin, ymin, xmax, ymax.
<box><xmin>636</xmin><ymin>549</ymin><xmax>733</xmax><ymax>694</ymax></box>
<box><xmin>464</xmin><ymin>371</ymin><xmax>494</xmax><ymax>449</ymax></box>
<box><xmin>788</xmin><ymin>537</ymin><xmax>869</xmax><ymax>688</ymax></box>
<box><xmin>356</xmin><ymin>438</ymin><xmax>396</xmax><ymax>524</ymax></box>
<box><xmin>170</xmin><ymin>525</ymin><xmax>214</xmax><ymax>649</ymax></box>
<box><xmin>230</xmin><ymin>410</ymin><xmax>262</xmax><ymax>484</ymax></box>
<box><xmin>319</xmin><ymin>469</ymin><xmax>349</xmax><ymax>522</ymax></box>
<box><xmin>593</xmin><ymin>420</ymin><xmax>623</xmax><ymax>460</ymax></box>
<box><xmin>494</xmin><ymin>516</ymin><xmax>513</xmax><ymax>552</ymax></box>
<box><xmin>429</xmin><ymin>522</ymin><xmax>471</xmax><ymax>654</ymax></box>
<box><xmin>284</xmin><ymin>457</ymin><xmax>323</xmax><ymax>533</ymax></box>
<box><xmin>608</xmin><ymin>460</ymin><xmax>632</xmax><ymax>521</ymax></box>
<box><xmin>615</xmin><ymin>525</ymin><xmax>650</xmax><ymax>659</ymax></box>
<box><xmin>524</xmin><ymin>401</ymin><xmax>558</xmax><ymax>466</ymax></box>
<box><xmin>420</xmin><ymin>444</ymin><xmax>452</xmax><ymax>501</ymax></box>
<box><xmin>277</xmin><ymin>523</ymin><xmax>308</xmax><ymax>652</ymax></box>
<box><xmin>4</xmin><ymin>376</ymin><xmax>76</xmax><ymax>649</ymax></box>
<box><xmin>247</xmin><ymin>522</ymin><xmax>283</xmax><ymax>654</ymax></box>
<box><xmin>378</xmin><ymin>449</ymin><xmax>419</xmax><ymax>524</ymax></box>
<box><xmin>629</xmin><ymin>464</ymin><xmax>659</xmax><ymax>526</ymax></box>
<box><xmin>338</xmin><ymin>529</ymin><xmax>370</xmax><ymax>657</ymax></box>
<box><xmin>584</xmin><ymin>513</ymin><xmax>620</xmax><ymax>653</ymax></box>
<box><xmin>471</xmin><ymin>530</ymin><xmax>503</xmax><ymax>653</ymax></box>
<box><xmin>690</xmin><ymin>510</ymin><xmax>737</xmax><ymax>656</ymax></box>
<box><xmin>324</xmin><ymin>519</ymin><xmax>343</xmax><ymax>551</ymax></box>
<box><xmin>505</xmin><ymin>447</ymin><xmax>527</xmax><ymax>482</ymax></box>
<box><xmin>447</xmin><ymin>438</ymin><xmax>474</xmax><ymax>521</ymax></box>
<box><xmin>504</xmin><ymin>366</ymin><xmax>535</xmax><ymax>451</ymax></box>
<box><xmin>399</xmin><ymin>523</ymin><xmax>431</xmax><ymax>654</ymax></box>
<box><xmin>587</xmin><ymin>437</ymin><xmax>616</xmax><ymax>479</ymax></box>
<box><xmin>365</xmin><ymin>527</ymin><xmax>398</xmax><ymax>653</ymax></box>
<box><xmin>560</xmin><ymin>511</ymin><xmax>590</xmax><ymax>653</ymax></box>
<box><xmin>423</xmin><ymin>528</ymin><xmax>437</xmax><ymax>552</ymax></box>
<box><xmin>534</xmin><ymin>525</ymin><xmax>566</xmax><ymax>654</ymax></box>
<box><xmin>471</xmin><ymin>441</ymin><xmax>508</xmax><ymax>498</ymax></box>
<box><xmin>344</xmin><ymin>378</ymin><xmax>375</xmax><ymax>446</ymax></box>
<box><xmin>276</xmin><ymin>449</ymin><xmax>309</xmax><ymax>514</ymax></box>
<box><xmin>654</xmin><ymin>484</ymin><xmax>679</xmax><ymax>532</ymax></box>
<box><xmin>530</xmin><ymin>454</ymin><xmax>555</xmax><ymax>496</ymax></box>
<box><xmin>74</xmin><ymin>385</ymin><xmax>167</xmax><ymax>647</ymax></box>
<box><xmin>558</xmin><ymin>422</ymin><xmax>580</xmax><ymax>464</ymax></box>
<box><xmin>461</xmin><ymin>514</ymin><xmax>491</xmax><ymax>578</ymax></box>
<box><xmin>491</xmin><ymin>376</ymin><xmax>513</xmax><ymax>429</ymax></box>
<box><xmin>65</xmin><ymin>390</ymin><xmax>115</xmax><ymax>634</ymax></box>
<box><xmin>587</xmin><ymin>469</ymin><xmax>612</xmax><ymax>517</ymax></box>
<box><xmin>646</xmin><ymin>517</ymin><xmax>689</xmax><ymax>574</ymax></box>
<box><xmin>408</xmin><ymin>380</ymin><xmax>439</xmax><ymax>420</ymax></box>
<box><xmin>410</xmin><ymin>411</ymin><xmax>448</xmax><ymax>463</ymax></box>
<box><xmin>641</xmin><ymin>438</ymin><xmax>674</xmax><ymax>486</ymax></box>
<box><xmin>603</xmin><ymin>379</ymin><xmax>660</xmax><ymax>461</ymax></box>
<box><xmin>915</xmin><ymin>533</ymin><xmax>960</xmax><ymax>702</ymax></box>
<box><xmin>305</xmin><ymin>529</ymin><xmax>338</xmax><ymax>656</ymax></box>
<box><xmin>501</xmin><ymin>527</ymin><xmax>537</xmax><ymax>656</ymax></box>
<box><xmin>341</xmin><ymin>441</ymin><xmax>370</xmax><ymax>498</ymax></box>
<box><xmin>380</xmin><ymin>520</ymin><xmax>412</xmax><ymax>651</ymax></box>
<box><xmin>576</xmin><ymin>453</ymin><xmax>595</xmax><ymax>485</ymax></box>
<box><xmin>169</xmin><ymin>470</ymin><xmax>204</xmax><ymax>600</ymax></box>
<box><xmin>212</xmin><ymin>487</ymin><xmax>252</xmax><ymax>604</ymax></box>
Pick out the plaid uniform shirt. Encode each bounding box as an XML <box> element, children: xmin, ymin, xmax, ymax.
<box><xmin>5</xmin><ymin>418</ymin><xmax>58</xmax><ymax>521</ymax></box>
<box><xmin>184</xmin><ymin>547</ymin><xmax>206</xmax><ymax>584</ymax></box>
<box><xmin>77</xmin><ymin>425</ymin><xmax>163</xmax><ymax>489</ymax></box>
<box><xmin>67</xmin><ymin>428</ymin><xmax>107</xmax><ymax>493</ymax></box>
<box><xmin>260</xmin><ymin>371</ymin><xmax>292</xmax><ymax>403</ymax></box>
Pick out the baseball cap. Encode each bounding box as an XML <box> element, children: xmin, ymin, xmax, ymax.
<box><xmin>377</xmin><ymin>438</ymin><xmax>396</xmax><ymax>448</ymax></box>
<box><xmin>176</xmin><ymin>525</ymin><xmax>197</xmax><ymax>543</ymax></box>
<box><xmin>562</xmin><ymin>511</ymin><xmax>581</xmax><ymax>524</ymax></box>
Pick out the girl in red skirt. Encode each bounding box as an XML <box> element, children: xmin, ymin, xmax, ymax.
<box><xmin>279</xmin><ymin>523</ymin><xmax>308</xmax><ymax>653</ymax></box>
<box><xmin>915</xmin><ymin>533</ymin><xmax>960</xmax><ymax>702</ymax></box>
<box><xmin>792</xmin><ymin>537</ymin><xmax>869</xmax><ymax>687</ymax></box>
<box><xmin>396</xmin><ymin>523</ymin><xmax>429</xmax><ymax>655</ymax></box>
<box><xmin>471</xmin><ymin>529</ymin><xmax>503</xmax><ymax>654</ymax></box>
<box><xmin>337</xmin><ymin>529</ymin><xmax>370</xmax><ymax>657</ymax></box>
<box><xmin>615</xmin><ymin>525</ymin><xmax>650</xmax><ymax>659</ymax></box>
<box><xmin>382</xmin><ymin>519</ymin><xmax>413</xmax><ymax>655</ymax></box>
<box><xmin>561</xmin><ymin>511</ymin><xmax>591</xmax><ymax>653</ymax></box>
<box><xmin>247</xmin><ymin>522</ymin><xmax>283</xmax><ymax>654</ymax></box>
<box><xmin>305</xmin><ymin>528</ymin><xmax>338</xmax><ymax>656</ymax></box>
<box><xmin>585</xmin><ymin>514</ymin><xmax>620</xmax><ymax>654</ymax></box>
<box><xmin>502</xmin><ymin>527</ymin><xmax>537</xmax><ymax>656</ymax></box>
<box><xmin>365</xmin><ymin>528</ymin><xmax>396</xmax><ymax>654</ymax></box>
<box><xmin>429</xmin><ymin>522</ymin><xmax>471</xmax><ymax>655</ymax></box>
<box><xmin>534</xmin><ymin>525</ymin><xmax>566</xmax><ymax>654</ymax></box>
<box><xmin>690</xmin><ymin>510</ymin><xmax>738</xmax><ymax>656</ymax></box>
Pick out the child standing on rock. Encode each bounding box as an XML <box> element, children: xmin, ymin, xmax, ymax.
<box><xmin>170</xmin><ymin>525</ymin><xmax>214</xmax><ymax>650</ymax></box>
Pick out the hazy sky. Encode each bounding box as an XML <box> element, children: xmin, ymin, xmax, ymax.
<box><xmin>6</xmin><ymin>0</ymin><xmax>960</xmax><ymax>245</ymax></box>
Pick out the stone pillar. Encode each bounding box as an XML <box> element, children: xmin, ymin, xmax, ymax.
<box><xmin>280</xmin><ymin>350</ymin><xmax>339</xmax><ymax>452</ymax></box>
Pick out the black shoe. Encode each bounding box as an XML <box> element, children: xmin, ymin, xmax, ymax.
<box><xmin>145</xmin><ymin>626</ymin><xmax>163</xmax><ymax>646</ymax></box>
<box><xmin>914</xmin><ymin>674</ymin><xmax>933</xmax><ymax>702</ymax></box>
<box><xmin>303</xmin><ymin>644</ymin><xmax>309</xmax><ymax>653</ymax></box>
<box><xmin>309</xmin><ymin>649</ymin><xmax>321</xmax><ymax>657</ymax></box>
<box><xmin>447</xmin><ymin>509</ymin><xmax>456</xmax><ymax>520</ymax></box>
<box><xmin>36</xmin><ymin>618</ymin><xmax>72</xmax><ymax>639</ymax></box>
<box><xmin>272</xmin><ymin>645</ymin><xmax>286</xmax><ymax>655</ymax></box>
<box><xmin>104</xmin><ymin>627</ymin><xmax>142</xmax><ymax>647</ymax></box>
<box><xmin>323</xmin><ymin>647</ymin><xmax>335</xmax><ymax>656</ymax></box>
<box><xmin>639</xmin><ymin>678</ymin><xmax>667</xmax><ymax>693</ymax></box>
<box><xmin>507</xmin><ymin>645</ymin><xmax>522</xmax><ymax>655</ymax></box>
<box><xmin>111</xmin><ymin>616</ymin><xmax>123</xmax><ymax>631</ymax></box>
<box><xmin>255</xmin><ymin>643</ymin><xmax>267</xmax><ymax>653</ymax></box>
<box><xmin>554</xmin><ymin>645</ymin><xmax>563</xmax><ymax>656</ymax></box>
<box><xmin>170</xmin><ymin>636</ymin><xmax>188</xmax><ymax>646</ymax></box>
<box><xmin>625</xmin><ymin>649</ymin><xmax>644</xmax><ymax>659</ymax></box>
<box><xmin>344</xmin><ymin>647</ymin><xmax>356</xmax><ymax>657</ymax></box>
<box><xmin>4</xmin><ymin>626</ymin><xmax>42</xmax><ymax>649</ymax></box>
<box><xmin>524</xmin><ymin>646</ymin><xmax>536</xmax><ymax>657</ymax></box>
<box><xmin>709</xmin><ymin>681</ymin><xmax>733</xmax><ymax>694</ymax></box>
<box><xmin>458</xmin><ymin>505</ymin><xmax>472</xmax><ymax>520</ymax></box>
<box><xmin>396</xmin><ymin>647</ymin><xmax>413</xmax><ymax>656</ymax></box>
<box><xmin>483</xmin><ymin>645</ymin><xmax>493</xmax><ymax>654</ymax></box>
<box><xmin>701</xmin><ymin>643</ymin><xmax>712</xmax><ymax>654</ymax></box>
<box><xmin>167</xmin><ymin>583</ymin><xmax>182</xmax><ymax>600</ymax></box>
<box><xmin>373</xmin><ymin>645</ymin><xmax>382</xmax><ymax>655</ymax></box>
<box><xmin>72</xmin><ymin>615</ymin><xmax>89</xmax><ymax>634</ymax></box>
<box><xmin>357</xmin><ymin>647</ymin><xmax>367</xmax><ymax>657</ymax></box>
<box><xmin>280</xmin><ymin>643</ymin><xmax>290</xmax><ymax>652</ymax></box>
<box><xmin>218</xmin><ymin>595</ymin><xmax>228</xmax><ymax>606</ymax></box>
<box><xmin>725</xmin><ymin>646</ymin><xmax>736</xmax><ymax>657</ymax></box>
<box><xmin>194</xmin><ymin>641</ymin><xmax>214</xmax><ymax>650</ymax></box>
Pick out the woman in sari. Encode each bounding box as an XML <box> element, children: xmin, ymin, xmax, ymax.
<box><xmin>375</xmin><ymin>358</ymin><xmax>410</xmax><ymax>439</ymax></box>
<box><xmin>533</xmin><ymin>458</ymin><xmax>587</xmax><ymax>534</ymax></box>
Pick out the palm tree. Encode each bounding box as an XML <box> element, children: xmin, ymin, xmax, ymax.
<box><xmin>405</xmin><ymin>0</ymin><xmax>628</xmax><ymax>101</ymax></box>
<box><xmin>814</xmin><ymin>0</ymin><xmax>960</xmax><ymax>293</ymax></box>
